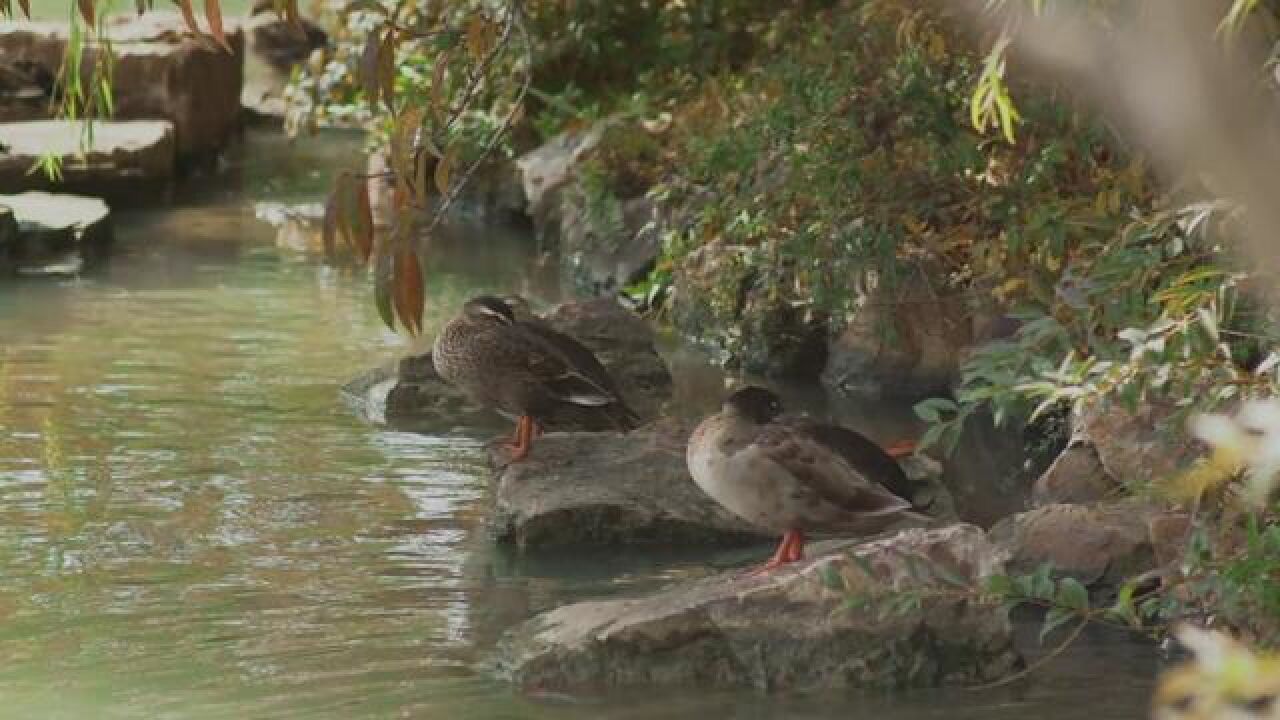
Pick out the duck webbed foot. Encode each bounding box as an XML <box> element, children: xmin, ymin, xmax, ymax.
<box><xmin>500</xmin><ymin>415</ymin><xmax>541</xmax><ymax>462</ymax></box>
<box><xmin>749</xmin><ymin>529</ymin><xmax>806</xmax><ymax>575</ymax></box>
<box><xmin>882</xmin><ymin>439</ymin><xmax>916</xmax><ymax>459</ymax></box>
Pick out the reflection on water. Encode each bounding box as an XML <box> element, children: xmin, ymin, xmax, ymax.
<box><xmin>0</xmin><ymin>129</ymin><xmax>1155</xmax><ymax>719</ymax></box>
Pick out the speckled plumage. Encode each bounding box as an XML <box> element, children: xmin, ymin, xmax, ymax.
<box><xmin>687</xmin><ymin>386</ymin><xmax>922</xmax><ymax>538</ymax></box>
<box><xmin>432</xmin><ymin>296</ymin><xmax>639</xmax><ymax>432</ymax></box>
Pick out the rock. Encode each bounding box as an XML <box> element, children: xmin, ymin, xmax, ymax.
<box><xmin>516</xmin><ymin>122</ymin><xmax>607</xmax><ymax>227</ymax></box>
<box><xmin>343</xmin><ymin>298</ymin><xmax>673</xmax><ymax>427</ymax></box>
<box><xmin>671</xmin><ymin>239</ymin><xmax>827</xmax><ymax>376</ymax></box>
<box><xmin>495</xmin><ymin>524</ymin><xmax>1021</xmax><ymax>692</ymax></box>
<box><xmin>492</xmin><ymin>424</ymin><xmax>951</xmax><ymax>550</ymax></box>
<box><xmin>1031</xmin><ymin>440</ymin><xmax>1118</xmax><ymax>506</ymax></box>
<box><xmin>0</xmin><ymin>191</ymin><xmax>111</xmax><ymax>276</ymax></box>
<box><xmin>242</xmin><ymin>13</ymin><xmax>326</xmax><ymax>120</ymax></box>
<box><xmin>1075</xmin><ymin>398</ymin><xmax>1201</xmax><ymax>491</ymax></box>
<box><xmin>557</xmin><ymin>181</ymin><xmax>662</xmax><ymax>294</ymax></box>
<box><xmin>254</xmin><ymin>200</ymin><xmax>324</xmax><ymax>253</ymax></box>
<box><xmin>822</xmin><ymin>269</ymin><xmax>973</xmax><ymax>396</ymax></box>
<box><xmin>0</xmin><ymin>205</ymin><xmax>16</xmax><ymax>274</ymax></box>
<box><xmin>517</xmin><ymin>119</ymin><xmax>666</xmax><ymax>292</ymax></box>
<box><xmin>0</xmin><ymin>13</ymin><xmax>244</xmax><ymax>159</ymax></box>
<box><xmin>490</xmin><ymin>420</ymin><xmax>767</xmax><ymax>549</ymax></box>
<box><xmin>990</xmin><ymin>499</ymin><xmax>1165</xmax><ymax>589</ymax></box>
<box><xmin>0</xmin><ymin>120</ymin><xmax>175</xmax><ymax>199</ymax></box>
<box><xmin>0</xmin><ymin>59</ymin><xmax>55</xmax><ymax>123</ymax></box>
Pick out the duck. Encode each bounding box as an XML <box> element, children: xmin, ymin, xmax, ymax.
<box><xmin>432</xmin><ymin>295</ymin><xmax>639</xmax><ymax>461</ymax></box>
<box><xmin>687</xmin><ymin>385</ymin><xmax>926</xmax><ymax>573</ymax></box>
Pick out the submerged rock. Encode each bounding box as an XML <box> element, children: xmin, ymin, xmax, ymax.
<box><xmin>495</xmin><ymin>524</ymin><xmax>1020</xmax><ymax>692</ymax></box>
<box><xmin>491</xmin><ymin>422</ymin><xmax>949</xmax><ymax>550</ymax></box>
<box><xmin>0</xmin><ymin>191</ymin><xmax>111</xmax><ymax>276</ymax></box>
<box><xmin>342</xmin><ymin>298</ymin><xmax>672</xmax><ymax>427</ymax></box>
<box><xmin>0</xmin><ymin>120</ymin><xmax>175</xmax><ymax>199</ymax></box>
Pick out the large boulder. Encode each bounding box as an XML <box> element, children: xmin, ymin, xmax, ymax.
<box><xmin>1074</xmin><ymin>398</ymin><xmax>1201</xmax><ymax>490</ymax></box>
<box><xmin>989</xmin><ymin>499</ymin><xmax>1176</xmax><ymax>592</ymax></box>
<box><xmin>822</xmin><ymin>269</ymin><xmax>974</xmax><ymax>396</ymax></box>
<box><xmin>342</xmin><ymin>298</ymin><xmax>672</xmax><ymax>427</ymax></box>
<box><xmin>242</xmin><ymin>12</ymin><xmax>326</xmax><ymax>120</ymax></box>
<box><xmin>490</xmin><ymin>422</ymin><xmax>950</xmax><ymax>550</ymax></box>
<box><xmin>0</xmin><ymin>120</ymin><xmax>175</xmax><ymax>199</ymax></box>
<box><xmin>671</xmin><ymin>239</ymin><xmax>828</xmax><ymax>377</ymax></box>
<box><xmin>1031</xmin><ymin>439</ymin><xmax>1118</xmax><ymax>507</ymax></box>
<box><xmin>0</xmin><ymin>13</ymin><xmax>243</xmax><ymax>159</ymax></box>
<box><xmin>0</xmin><ymin>191</ymin><xmax>111</xmax><ymax>276</ymax></box>
<box><xmin>495</xmin><ymin>524</ymin><xmax>1021</xmax><ymax>692</ymax></box>
<box><xmin>517</xmin><ymin>119</ymin><xmax>667</xmax><ymax>294</ymax></box>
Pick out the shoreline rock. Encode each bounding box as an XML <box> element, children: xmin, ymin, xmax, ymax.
<box><xmin>0</xmin><ymin>13</ymin><xmax>243</xmax><ymax>161</ymax></box>
<box><xmin>0</xmin><ymin>191</ymin><xmax>111</xmax><ymax>277</ymax></box>
<box><xmin>490</xmin><ymin>422</ymin><xmax>951</xmax><ymax>550</ymax></box>
<box><xmin>0</xmin><ymin>120</ymin><xmax>175</xmax><ymax>200</ymax></box>
<box><xmin>495</xmin><ymin>524</ymin><xmax>1020</xmax><ymax>692</ymax></box>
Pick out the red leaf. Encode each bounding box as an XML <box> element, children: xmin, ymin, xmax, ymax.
<box><xmin>204</xmin><ymin>0</ymin><xmax>232</xmax><ymax>52</ymax></box>
<box><xmin>322</xmin><ymin>186</ymin><xmax>339</xmax><ymax>261</ymax></box>
<box><xmin>360</xmin><ymin>31</ymin><xmax>381</xmax><ymax>111</ymax></box>
<box><xmin>392</xmin><ymin>248</ymin><xmax>424</xmax><ymax>336</ymax></box>
<box><xmin>353</xmin><ymin>179</ymin><xmax>373</xmax><ymax>264</ymax></box>
<box><xmin>175</xmin><ymin>0</ymin><xmax>201</xmax><ymax>35</ymax></box>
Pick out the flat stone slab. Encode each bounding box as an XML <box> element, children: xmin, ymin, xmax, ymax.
<box><xmin>0</xmin><ymin>191</ymin><xmax>111</xmax><ymax>276</ymax></box>
<box><xmin>495</xmin><ymin>524</ymin><xmax>1020</xmax><ymax>692</ymax></box>
<box><xmin>0</xmin><ymin>120</ymin><xmax>175</xmax><ymax>197</ymax></box>
<box><xmin>0</xmin><ymin>13</ymin><xmax>243</xmax><ymax>158</ymax></box>
<box><xmin>489</xmin><ymin>420</ymin><xmax>949</xmax><ymax>549</ymax></box>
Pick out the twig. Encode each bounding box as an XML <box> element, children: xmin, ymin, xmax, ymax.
<box><xmin>420</xmin><ymin>0</ymin><xmax>532</xmax><ymax>238</ymax></box>
<box><xmin>966</xmin><ymin>615</ymin><xmax>1089</xmax><ymax>692</ymax></box>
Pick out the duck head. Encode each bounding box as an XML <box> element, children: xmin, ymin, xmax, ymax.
<box><xmin>462</xmin><ymin>295</ymin><xmax>516</xmax><ymax>325</ymax></box>
<box><xmin>724</xmin><ymin>385</ymin><xmax>784</xmax><ymax>425</ymax></box>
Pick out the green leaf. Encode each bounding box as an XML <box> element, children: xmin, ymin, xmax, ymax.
<box><xmin>1039</xmin><ymin>606</ymin><xmax>1074</xmax><ymax>645</ymax></box>
<box><xmin>817</xmin><ymin>563</ymin><xmax>845</xmax><ymax>591</ymax></box>
<box><xmin>1057</xmin><ymin>577</ymin><xmax>1089</xmax><ymax>612</ymax></box>
<box><xmin>983</xmin><ymin>573</ymin><xmax>1014</xmax><ymax>598</ymax></box>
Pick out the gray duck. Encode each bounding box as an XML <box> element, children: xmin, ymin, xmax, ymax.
<box><xmin>687</xmin><ymin>385</ymin><xmax>925</xmax><ymax>573</ymax></box>
<box><xmin>433</xmin><ymin>295</ymin><xmax>639</xmax><ymax>461</ymax></box>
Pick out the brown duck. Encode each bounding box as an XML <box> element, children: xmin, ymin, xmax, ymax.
<box><xmin>688</xmin><ymin>386</ymin><xmax>925</xmax><ymax>573</ymax></box>
<box><xmin>433</xmin><ymin>295</ymin><xmax>638</xmax><ymax>461</ymax></box>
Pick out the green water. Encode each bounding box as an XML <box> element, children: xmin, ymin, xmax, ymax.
<box><xmin>0</xmin><ymin>129</ymin><xmax>1157</xmax><ymax>719</ymax></box>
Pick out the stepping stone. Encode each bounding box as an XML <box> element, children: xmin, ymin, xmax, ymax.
<box><xmin>0</xmin><ymin>120</ymin><xmax>175</xmax><ymax>200</ymax></box>
<box><xmin>0</xmin><ymin>13</ymin><xmax>243</xmax><ymax>159</ymax></box>
<box><xmin>0</xmin><ymin>191</ymin><xmax>111</xmax><ymax>276</ymax></box>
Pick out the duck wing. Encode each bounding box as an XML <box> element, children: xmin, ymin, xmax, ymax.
<box><xmin>753</xmin><ymin>423</ymin><xmax>913</xmax><ymax>517</ymax></box>
<box><xmin>514</xmin><ymin>321</ymin><xmax>623</xmax><ymax>397</ymax></box>
<box><xmin>513</xmin><ymin>322</ymin><xmax>640</xmax><ymax>427</ymax></box>
<box><xmin>778</xmin><ymin>418</ymin><xmax>915</xmax><ymax>503</ymax></box>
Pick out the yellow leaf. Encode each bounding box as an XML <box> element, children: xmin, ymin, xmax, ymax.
<box><xmin>434</xmin><ymin>149</ymin><xmax>453</xmax><ymax>196</ymax></box>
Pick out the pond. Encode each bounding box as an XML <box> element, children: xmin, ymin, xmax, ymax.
<box><xmin>0</xmin><ymin>128</ymin><xmax>1157</xmax><ymax>719</ymax></box>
